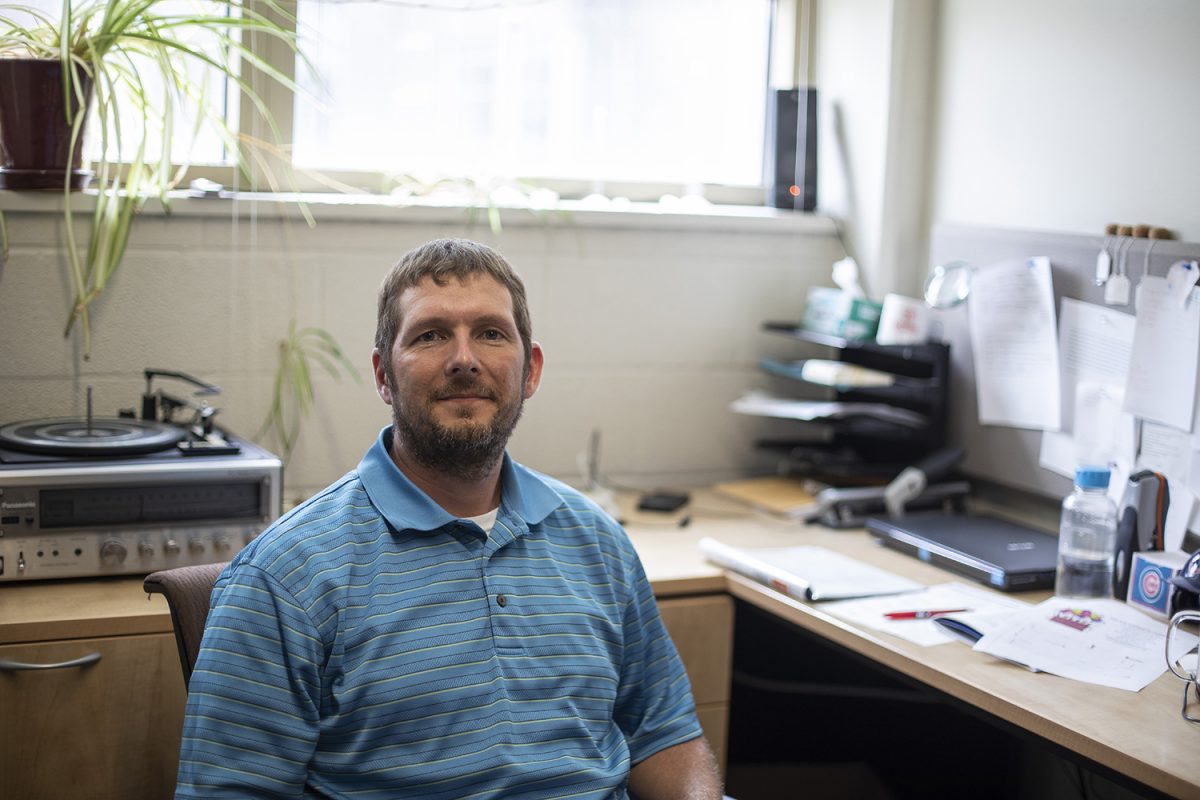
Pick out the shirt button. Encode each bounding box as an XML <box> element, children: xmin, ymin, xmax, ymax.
<box><xmin>496</xmin><ymin>594</ymin><xmax>507</xmax><ymax>608</ymax></box>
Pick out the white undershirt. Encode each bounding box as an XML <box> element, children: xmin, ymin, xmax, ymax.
<box><xmin>464</xmin><ymin>507</ymin><xmax>500</xmax><ymax>536</ymax></box>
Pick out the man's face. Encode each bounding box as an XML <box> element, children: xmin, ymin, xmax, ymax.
<box><xmin>372</xmin><ymin>273</ymin><xmax>542</xmax><ymax>478</ymax></box>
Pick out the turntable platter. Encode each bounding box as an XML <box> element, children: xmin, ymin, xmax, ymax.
<box><xmin>0</xmin><ymin>417</ymin><xmax>187</xmax><ymax>456</ymax></box>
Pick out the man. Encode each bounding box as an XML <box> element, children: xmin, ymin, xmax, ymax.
<box><xmin>176</xmin><ymin>238</ymin><xmax>722</xmax><ymax>799</ymax></box>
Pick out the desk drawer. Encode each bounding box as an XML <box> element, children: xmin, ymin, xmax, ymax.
<box><xmin>658</xmin><ymin>593</ymin><xmax>734</xmax><ymax>705</ymax></box>
<box><xmin>0</xmin><ymin>633</ymin><xmax>186</xmax><ymax>800</ymax></box>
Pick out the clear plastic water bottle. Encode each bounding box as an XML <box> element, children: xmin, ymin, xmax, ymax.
<box><xmin>1055</xmin><ymin>466</ymin><xmax>1118</xmax><ymax>598</ymax></box>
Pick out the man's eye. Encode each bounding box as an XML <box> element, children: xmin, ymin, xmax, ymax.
<box><xmin>482</xmin><ymin>329</ymin><xmax>505</xmax><ymax>340</ymax></box>
<box><xmin>415</xmin><ymin>331</ymin><xmax>442</xmax><ymax>343</ymax></box>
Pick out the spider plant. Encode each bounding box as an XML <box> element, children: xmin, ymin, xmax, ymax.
<box><xmin>258</xmin><ymin>321</ymin><xmax>360</xmax><ymax>464</ymax></box>
<box><xmin>0</xmin><ymin>0</ymin><xmax>305</xmax><ymax>359</ymax></box>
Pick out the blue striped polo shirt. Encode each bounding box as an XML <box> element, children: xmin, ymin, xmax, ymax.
<box><xmin>176</xmin><ymin>427</ymin><xmax>701</xmax><ymax>799</ymax></box>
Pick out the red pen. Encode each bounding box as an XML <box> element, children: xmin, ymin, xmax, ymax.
<box><xmin>884</xmin><ymin>608</ymin><xmax>970</xmax><ymax>620</ymax></box>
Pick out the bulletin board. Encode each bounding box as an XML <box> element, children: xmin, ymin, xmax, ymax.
<box><xmin>928</xmin><ymin>223</ymin><xmax>1200</xmax><ymax>502</ymax></box>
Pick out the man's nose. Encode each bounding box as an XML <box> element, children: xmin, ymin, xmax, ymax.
<box><xmin>446</xmin><ymin>334</ymin><xmax>481</xmax><ymax>373</ymax></box>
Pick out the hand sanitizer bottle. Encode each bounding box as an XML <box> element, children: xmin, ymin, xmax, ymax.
<box><xmin>1055</xmin><ymin>466</ymin><xmax>1118</xmax><ymax>599</ymax></box>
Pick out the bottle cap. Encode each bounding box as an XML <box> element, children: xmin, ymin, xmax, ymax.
<box><xmin>1075</xmin><ymin>466</ymin><xmax>1111</xmax><ymax>490</ymax></box>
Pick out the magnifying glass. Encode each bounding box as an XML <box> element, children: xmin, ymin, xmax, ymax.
<box><xmin>923</xmin><ymin>260</ymin><xmax>974</xmax><ymax>309</ymax></box>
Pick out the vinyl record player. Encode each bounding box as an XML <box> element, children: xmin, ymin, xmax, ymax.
<box><xmin>0</xmin><ymin>369</ymin><xmax>282</xmax><ymax>582</ymax></box>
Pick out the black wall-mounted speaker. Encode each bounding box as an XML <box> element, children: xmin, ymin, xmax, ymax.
<box><xmin>765</xmin><ymin>87</ymin><xmax>817</xmax><ymax>211</ymax></box>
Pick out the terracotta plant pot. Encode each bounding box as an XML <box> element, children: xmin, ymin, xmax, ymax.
<box><xmin>0</xmin><ymin>57</ymin><xmax>93</xmax><ymax>190</ymax></box>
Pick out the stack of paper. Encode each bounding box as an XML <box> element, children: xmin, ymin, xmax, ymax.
<box><xmin>730</xmin><ymin>392</ymin><xmax>928</xmax><ymax>429</ymax></box>
<box><xmin>972</xmin><ymin>597</ymin><xmax>1197</xmax><ymax>692</ymax></box>
<box><xmin>821</xmin><ymin>583</ymin><xmax>1031</xmax><ymax>647</ymax></box>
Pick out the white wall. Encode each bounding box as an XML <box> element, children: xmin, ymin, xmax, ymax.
<box><xmin>0</xmin><ymin>201</ymin><xmax>842</xmax><ymax>502</ymax></box>
<box><xmin>930</xmin><ymin>0</ymin><xmax>1200</xmax><ymax>246</ymax></box>
<box><xmin>811</xmin><ymin>0</ymin><xmax>894</xmax><ymax>293</ymax></box>
<box><xmin>809</xmin><ymin>0</ymin><xmax>937</xmax><ymax>299</ymax></box>
<box><xmin>814</xmin><ymin>0</ymin><xmax>1200</xmax><ymax>298</ymax></box>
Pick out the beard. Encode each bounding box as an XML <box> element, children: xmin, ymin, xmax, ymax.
<box><xmin>387</xmin><ymin>370</ymin><xmax>525</xmax><ymax>481</ymax></box>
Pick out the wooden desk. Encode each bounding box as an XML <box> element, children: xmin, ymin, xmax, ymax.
<box><xmin>3</xmin><ymin>508</ymin><xmax>1197</xmax><ymax>799</ymax></box>
<box><xmin>624</xmin><ymin>511</ymin><xmax>1200</xmax><ymax>800</ymax></box>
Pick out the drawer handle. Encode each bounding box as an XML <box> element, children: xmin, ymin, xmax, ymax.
<box><xmin>0</xmin><ymin>652</ymin><xmax>103</xmax><ymax>671</ymax></box>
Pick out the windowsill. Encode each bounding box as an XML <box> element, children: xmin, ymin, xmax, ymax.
<box><xmin>0</xmin><ymin>189</ymin><xmax>838</xmax><ymax>235</ymax></box>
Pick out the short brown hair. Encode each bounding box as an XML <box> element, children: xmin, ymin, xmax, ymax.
<box><xmin>375</xmin><ymin>239</ymin><xmax>533</xmax><ymax>367</ymax></box>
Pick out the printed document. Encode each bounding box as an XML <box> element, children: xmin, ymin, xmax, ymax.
<box><xmin>1040</xmin><ymin>382</ymin><xmax>1136</xmax><ymax>493</ymax></box>
<box><xmin>1054</xmin><ymin>299</ymin><xmax>1136</xmax><ymax>433</ymax></box>
<box><xmin>969</xmin><ymin>257</ymin><xmax>1061</xmax><ymax>430</ymax></box>
<box><xmin>1039</xmin><ymin>300</ymin><xmax>1136</xmax><ymax>482</ymax></box>
<box><xmin>1139</xmin><ymin>421</ymin><xmax>1191</xmax><ymax>478</ymax></box>
<box><xmin>973</xmin><ymin>597</ymin><xmax>1195</xmax><ymax>692</ymax></box>
<box><xmin>821</xmin><ymin>582</ymin><xmax>1031</xmax><ymax>647</ymax></box>
<box><xmin>1124</xmin><ymin>277</ymin><xmax>1199</xmax><ymax>431</ymax></box>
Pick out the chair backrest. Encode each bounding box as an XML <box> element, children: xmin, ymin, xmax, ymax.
<box><xmin>143</xmin><ymin>561</ymin><xmax>229</xmax><ymax>689</ymax></box>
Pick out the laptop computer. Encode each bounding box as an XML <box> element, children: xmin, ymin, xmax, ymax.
<box><xmin>865</xmin><ymin>512</ymin><xmax>1058</xmax><ymax>591</ymax></box>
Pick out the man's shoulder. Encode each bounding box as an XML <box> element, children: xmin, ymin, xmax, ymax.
<box><xmin>232</xmin><ymin>469</ymin><xmax>376</xmax><ymax>578</ymax></box>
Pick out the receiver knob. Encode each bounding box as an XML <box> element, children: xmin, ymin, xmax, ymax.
<box><xmin>214</xmin><ymin>537</ymin><xmax>233</xmax><ymax>554</ymax></box>
<box><xmin>99</xmin><ymin>540</ymin><xmax>127</xmax><ymax>566</ymax></box>
<box><xmin>189</xmin><ymin>538</ymin><xmax>205</xmax><ymax>554</ymax></box>
<box><xmin>164</xmin><ymin>539</ymin><xmax>181</xmax><ymax>555</ymax></box>
<box><xmin>138</xmin><ymin>541</ymin><xmax>155</xmax><ymax>558</ymax></box>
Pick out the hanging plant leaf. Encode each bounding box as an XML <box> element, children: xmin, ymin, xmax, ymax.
<box><xmin>0</xmin><ymin>0</ymin><xmax>308</xmax><ymax>359</ymax></box>
<box><xmin>257</xmin><ymin>320</ymin><xmax>361</xmax><ymax>464</ymax></box>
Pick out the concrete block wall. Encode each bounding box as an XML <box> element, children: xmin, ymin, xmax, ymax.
<box><xmin>0</xmin><ymin>197</ymin><xmax>842</xmax><ymax>503</ymax></box>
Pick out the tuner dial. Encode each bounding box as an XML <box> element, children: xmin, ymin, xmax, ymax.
<box><xmin>188</xmin><ymin>538</ymin><xmax>205</xmax><ymax>555</ymax></box>
<box><xmin>99</xmin><ymin>540</ymin><xmax>128</xmax><ymax>566</ymax></box>
<box><xmin>164</xmin><ymin>539</ymin><xmax>181</xmax><ymax>555</ymax></box>
<box><xmin>138</xmin><ymin>541</ymin><xmax>155</xmax><ymax>558</ymax></box>
<box><xmin>214</xmin><ymin>537</ymin><xmax>233</xmax><ymax>553</ymax></box>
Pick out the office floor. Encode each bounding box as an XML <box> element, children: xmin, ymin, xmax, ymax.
<box><xmin>723</xmin><ymin>601</ymin><xmax>1155</xmax><ymax>800</ymax></box>
<box><xmin>726</xmin><ymin>762</ymin><xmax>895</xmax><ymax>800</ymax></box>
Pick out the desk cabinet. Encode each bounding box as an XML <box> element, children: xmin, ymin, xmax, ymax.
<box><xmin>657</xmin><ymin>593</ymin><xmax>734</xmax><ymax>774</ymax></box>
<box><xmin>0</xmin><ymin>632</ymin><xmax>185</xmax><ymax>800</ymax></box>
<box><xmin>1</xmin><ymin>577</ymin><xmax>735</xmax><ymax>797</ymax></box>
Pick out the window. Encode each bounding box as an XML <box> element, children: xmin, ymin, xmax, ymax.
<box><xmin>290</xmin><ymin>0</ymin><xmax>773</xmax><ymax>192</ymax></box>
<box><xmin>22</xmin><ymin>0</ymin><xmax>784</xmax><ymax>201</ymax></box>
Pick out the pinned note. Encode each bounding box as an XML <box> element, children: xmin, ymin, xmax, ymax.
<box><xmin>1167</xmin><ymin>260</ymin><xmax>1200</xmax><ymax>309</ymax></box>
<box><xmin>969</xmin><ymin>257</ymin><xmax>1061</xmax><ymax>430</ymax></box>
<box><xmin>1124</xmin><ymin>276</ymin><xmax>1200</xmax><ymax>431</ymax></box>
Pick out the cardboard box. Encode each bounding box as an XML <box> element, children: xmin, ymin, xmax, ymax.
<box><xmin>1127</xmin><ymin>550</ymin><xmax>1190</xmax><ymax>619</ymax></box>
<box><xmin>801</xmin><ymin>287</ymin><xmax>883</xmax><ymax>341</ymax></box>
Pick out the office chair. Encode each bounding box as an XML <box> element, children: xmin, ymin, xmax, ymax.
<box><xmin>143</xmin><ymin>561</ymin><xmax>229</xmax><ymax>689</ymax></box>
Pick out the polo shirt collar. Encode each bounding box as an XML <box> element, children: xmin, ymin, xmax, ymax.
<box><xmin>358</xmin><ymin>426</ymin><xmax>563</xmax><ymax>533</ymax></box>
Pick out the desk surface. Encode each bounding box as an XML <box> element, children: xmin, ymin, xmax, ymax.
<box><xmin>3</xmin><ymin>502</ymin><xmax>1197</xmax><ymax>799</ymax></box>
<box><xmin>622</xmin><ymin>507</ymin><xmax>1198</xmax><ymax>800</ymax></box>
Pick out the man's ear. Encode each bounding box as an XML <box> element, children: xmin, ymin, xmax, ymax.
<box><xmin>524</xmin><ymin>342</ymin><xmax>545</xmax><ymax>399</ymax></box>
<box><xmin>372</xmin><ymin>349</ymin><xmax>393</xmax><ymax>405</ymax></box>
